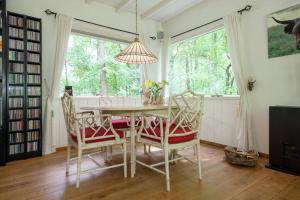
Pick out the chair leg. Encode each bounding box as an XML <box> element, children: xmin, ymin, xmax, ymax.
<box><xmin>196</xmin><ymin>142</ymin><xmax>202</xmax><ymax>180</ymax></box>
<box><xmin>76</xmin><ymin>148</ymin><xmax>82</xmax><ymax>188</ymax></box>
<box><xmin>66</xmin><ymin>144</ymin><xmax>71</xmax><ymax>176</ymax></box>
<box><xmin>123</xmin><ymin>143</ymin><xmax>127</xmax><ymax>178</ymax></box>
<box><xmin>104</xmin><ymin>146</ymin><xmax>108</xmax><ymax>163</ymax></box>
<box><xmin>148</xmin><ymin>145</ymin><xmax>151</xmax><ymax>153</ymax></box>
<box><xmin>164</xmin><ymin>148</ymin><xmax>171</xmax><ymax>192</ymax></box>
<box><xmin>143</xmin><ymin>144</ymin><xmax>147</xmax><ymax>154</ymax></box>
<box><xmin>109</xmin><ymin>146</ymin><xmax>113</xmax><ymax>161</ymax></box>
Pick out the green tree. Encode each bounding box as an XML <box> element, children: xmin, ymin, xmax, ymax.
<box><xmin>169</xmin><ymin>28</ymin><xmax>237</xmax><ymax>95</ymax></box>
<box><xmin>60</xmin><ymin>34</ymin><xmax>140</xmax><ymax>96</ymax></box>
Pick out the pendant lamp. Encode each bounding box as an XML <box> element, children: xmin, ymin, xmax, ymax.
<box><xmin>115</xmin><ymin>0</ymin><xmax>158</xmax><ymax>64</ymax></box>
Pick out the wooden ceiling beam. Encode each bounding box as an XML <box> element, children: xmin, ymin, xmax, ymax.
<box><xmin>115</xmin><ymin>0</ymin><xmax>135</xmax><ymax>12</ymax></box>
<box><xmin>141</xmin><ymin>0</ymin><xmax>176</xmax><ymax>19</ymax></box>
<box><xmin>85</xmin><ymin>0</ymin><xmax>97</xmax><ymax>4</ymax></box>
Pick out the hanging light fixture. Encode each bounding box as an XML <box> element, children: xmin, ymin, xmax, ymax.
<box><xmin>115</xmin><ymin>0</ymin><xmax>158</xmax><ymax>64</ymax></box>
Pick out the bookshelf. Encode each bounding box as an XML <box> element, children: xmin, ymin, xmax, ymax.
<box><xmin>0</xmin><ymin>0</ymin><xmax>7</xmax><ymax>166</ymax></box>
<box><xmin>6</xmin><ymin>11</ymin><xmax>42</xmax><ymax>161</ymax></box>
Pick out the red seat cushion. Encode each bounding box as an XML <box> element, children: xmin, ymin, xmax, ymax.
<box><xmin>71</xmin><ymin>127</ymin><xmax>125</xmax><ymax>144</ymax></box>
<box><xmin>112</xmin><ymin>119</ymin><xmax>130</xmax><ymax>129</ymax></box>
<box><xmin>141</xmin><ymin>124</ymin><xmax>195</xmax><ymax>144</ymax></box>
<box><xmin>112</xmin><ymin>119</ymin><xmax>141</xmax><ymax>129</ymax></box>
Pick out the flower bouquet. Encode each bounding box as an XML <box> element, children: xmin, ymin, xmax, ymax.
<box><xmin>141</xmin><ymin>80</ymin><xmax>168</xmax><ymax>105</ymax></box>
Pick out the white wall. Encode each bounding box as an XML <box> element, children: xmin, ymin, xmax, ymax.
<box><xmin>163</xmin><ymin>0</ymin><xmax>300</xmax><ymax>153</ymax></box>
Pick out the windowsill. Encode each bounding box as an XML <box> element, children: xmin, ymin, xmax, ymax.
<box><xmin>70</xmin><ymin>95</ymin><xmax>240</xmax><ymax>100</ymax></box>
<box><xmin>204</xmin><ymin>95</ymin><xmax>240</xmax><ymax>100</ymax></box>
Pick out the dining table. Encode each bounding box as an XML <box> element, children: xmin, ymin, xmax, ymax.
<box><xmin>80</xmin><ymin>104</ymin><xmax>171</xmax><ymax>178</ymax></box>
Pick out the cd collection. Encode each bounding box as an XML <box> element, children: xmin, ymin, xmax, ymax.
<box><xmin>9</xmin><ymin>110</ymin><xmax>23</xmax><ymax>120</ymax></box>
<box><xmin>27</xmin><ymin>86</ymin><xmax>40</xmax><ymax>96</ymax></box>
<box><xmin>9</xmin><ymin>144</ymin><xmax>24</xmax><ymax>155</ymax></box>
<box><xmin>27</xmin><ymin>64</ymin><xmax>40</xmax><ymax>74</ymax></box>
<box><xmin>27</xmin><ymin>42</ymin><xmax>40</xmax><ymax>52</ymax></box>
<box><xmin>9</xmin><ymin>98</ymin><xmax>23</xmax><ymax>107</ymax></box>
<box><xmin>27</xmin><ymin>109</ymin><xmax>39</xmax><ymax>118</ymax></box>
<box><xmin>27</xmin><ymin>131</ymin><xmax>39</xmax><ymax>141</ymax></box>
<box><xmin>9</xmin><ymin>39</ymin><xmax>24</xmax><ymax>50</ymax></box>
<box><xmin>28</xmin><ymin>119</ymin><xmax>40</xmax><ymax>130</ymax></box>
<box><xmin>27</xmin><ymin>19</ymin><xmax>40</xmax><ymax>30</ymax></box>
<box><xmin>6</xmin><ymin>13</ymin><xmax>42</xmax><ymax>158</ymax></box>
<box><xmin>9</xmin><ymin>132</ymin><xmax>24</xmax><ymax>143</ymax></box>
<box><xmin>9</xmin><ymin>121</ymin><xmax>24</xmax><ymax>131</ymax></box>
<box><xmin>27</xmin><ymin>31</ymin><xmax>40</xmax><ymax>41</ymax></box>
<box><xmin>9</xmin><ymin>63</ymin><xmax>24</xmax><ymax>73</ymax></box>
<box><xmin>9</xmin><ymin>50</ymin><xmax>24</xmax><ymax>61</ymax></box>
<box><xmin>28</xmin><ymin>97</ymin><xmax>40</xmax><ymax>107</ymax></box>
<box><xmin>9</xmin><ymin>86</ymin><xmax>24</xmax><ymax>96</ymax></box>
<box><xmin>9</xmin><ymin>74</ymin><xmax>24</xmax><ymax>84</ymax></box>
<box><xmin>8</xmin><ymin>15</ymin><xmax>23</xmax><ymax>27</ymax></box>
<box><xmin>27</xmin><ymin>141</ymin><xmax>38</xmax><ymax>152</ymax></box>
<box><xmin>9</xmin><ymin>27</ymin><xmax>24</xmax><ymax>38</ymax></box>
<box><xmin>27</xmin><ymin>74</ymin><xmax>40</xmax><ymax>84</ymax></box>
<box><xmin>8</xmin><ymin>86</ymin><xmax>24</xmax><ymax>96</ymax></box>
<box><xmin>27</xmin><ymin>52</ymin><xmax>40</xmax><ymax>63</ymax></box>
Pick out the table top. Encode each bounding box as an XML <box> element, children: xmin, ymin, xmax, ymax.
<box><xmin>80</xmin><ymin>104</ymin><xmax>171</xmax><ymax>112</ymax></box>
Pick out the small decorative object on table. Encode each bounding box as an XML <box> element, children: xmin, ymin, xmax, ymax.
<box><xmin>224</xmin><ymin>146</ymin><xmax>259</xmax><ymax>167</ymax></box>
<box><xmin>141</xmin><ymin>80</ymin><xmax>168</xmax><ymax>105</ymax></box>
<box><xmin>65</xmin><ymin>86</ymin><xmax>73</xmax><ymax>96</ymax></box>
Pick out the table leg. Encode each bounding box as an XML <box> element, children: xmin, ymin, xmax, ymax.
<box><xmin>130</xmin><ymin>113</ymin><xmax>136</xmax><ymax>178</ymax></box>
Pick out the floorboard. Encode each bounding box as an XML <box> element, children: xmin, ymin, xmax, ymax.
<box><xmin>0</xmin><ymin>143</ymin><xmax>299</xmax><ymax>200</ymax></box>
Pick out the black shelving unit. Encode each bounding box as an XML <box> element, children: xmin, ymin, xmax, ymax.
<box><xmin>6</xmin><ymin>11</ymin><xmax>42</xmax><ymax>161</ymax></box>
<box><xmin>0</xmin><ymin>0</ymin><xmax>7</xmax><ymax>166</ymax></box>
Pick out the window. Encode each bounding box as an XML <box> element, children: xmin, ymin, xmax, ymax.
<box><xmin>168</xmin><ymin>28</ymin><xmax>237</xmax><ymax>95</ymax></box>
<box><xmin>60</xmin><ymin>33</ymin><xmax>141</xmax><ymax>96</ymax></box>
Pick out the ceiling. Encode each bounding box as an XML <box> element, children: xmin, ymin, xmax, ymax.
<box><xmin>85</xmin><ymin>0</ymin><xmax>205</xmax><ymax>22</ymax></box>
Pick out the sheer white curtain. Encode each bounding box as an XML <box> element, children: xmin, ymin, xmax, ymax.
<box><xmin>43</xmin><ymin>14</ymin><xmax>73</xmax><ymax>154</ymax></box>
<box><xmin>161</xmin><ymin>35</ymin><xmax>171</xmax><ymax>81</ymax></box>
<box><xmin>161</xmin><ymin>34</ymin><xmax>171</xmax><ymax>97</ymax></box>
<box><xmin>224</xmin><ymin>14</ymin><xmax>255</xmax><ymax>152</ymax></box>
<box><xmin>140</xmin><ymin>34</ymin><xmax>150</xmax><ymax>82</ymax></box>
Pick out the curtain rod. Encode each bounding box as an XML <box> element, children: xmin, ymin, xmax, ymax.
<box><xmin>171</xmin><ymin>5</ymin><xmax>252</xmax><ymax>39</ymax></box>
<box><xmin>44</xmin><ymin>9</ymin><xmax>139</xmax><ymax>36</ymax></box>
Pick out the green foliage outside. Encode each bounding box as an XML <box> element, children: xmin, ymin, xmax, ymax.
<box><xmin>60</xmin><ymin>34</ymin><xmax>140</xmax><ymax>96</ymax></box>
<box><xmin>169</xmin><ymin>28</ymin><xmax>237</xmax><ymax>95</ymax></box>
<box><xmin>268</xmin><ymin>25</ymin><xmax>300</xmax><ymax>58</ymax></box>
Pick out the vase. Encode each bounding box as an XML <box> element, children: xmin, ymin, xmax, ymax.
<box><xmin>149</xmin><ymin>95</ymin><xmax>163</xmax><ymax>105</ymax></box>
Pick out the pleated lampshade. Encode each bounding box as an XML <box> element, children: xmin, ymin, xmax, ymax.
<box><xmin>115</xmin><ymin>38</ymin><xmax>158</xmax><ymax>64</ymax></box>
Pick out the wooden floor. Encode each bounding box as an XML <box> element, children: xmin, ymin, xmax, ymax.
<box><xmin>0</xmin><ymin>143</ymin><xmax>300</xmax><ymax>200</ymax></box>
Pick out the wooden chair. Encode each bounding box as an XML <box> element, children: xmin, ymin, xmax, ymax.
<box><xmin>135</xmin><ymin>90</ymin><xmax>204</xmax><ymax>191</ymax></box>
<box><xmin>61</xmin><ymin>93</ymin><xmax>127</xmax><ymax>188</ymax></box>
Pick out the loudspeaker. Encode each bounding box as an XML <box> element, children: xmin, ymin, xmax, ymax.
<box><xmin>157</xmin><ymin>31</ymin><xmax>164</xmax><ymax>40</ymax></box>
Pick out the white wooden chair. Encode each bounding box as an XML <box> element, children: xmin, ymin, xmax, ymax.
<box><xmin>61</xmin><ymin>93</ymin><xmax>127</xmax><ymax>188</ymax></box>
<box><xmin>135</xmin><ymin>90</ymin><xmax>204</xmax><ymax>191</ymax></box>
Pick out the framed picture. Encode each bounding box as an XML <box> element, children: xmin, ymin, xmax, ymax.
<box><xmin>64</xmin><ymin>86</ymin><xmax>73</xmax><ymax>96</ymax></box>
<box><xmin>267</xmin><ymin>4</ymin><xmax>300</xmax><ymax>58</ymax></box>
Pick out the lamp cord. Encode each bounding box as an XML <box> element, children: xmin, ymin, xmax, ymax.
<box><xmin>136</xmin><ymin>0</ymin><xmax>138</xmax><ymax>37</ymax></box>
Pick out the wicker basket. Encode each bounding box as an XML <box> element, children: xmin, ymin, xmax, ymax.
<box><xmin>224</xmin><ymin>146</ymin><xmax>259</xmax><ymax>167</ymax></box>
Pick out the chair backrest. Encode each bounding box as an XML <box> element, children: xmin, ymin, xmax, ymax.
<box><xmin>138</xmin><ymin>90</ymin><xmax>204</xmax><ymax>146</ymax></box>
<box><xmin>61</xmin><ymin>92</ymin><xmax>77</xmax><ymax>134</ymax></box>
<box><xmin>165</xmin><ymin>90</ymin><xmax>204</xmax><ymax>142</ymax></box>
<box><xmin>62</xmin><ymin>93</ymin><xmax>120</xmax><ymax>145</ymax></box>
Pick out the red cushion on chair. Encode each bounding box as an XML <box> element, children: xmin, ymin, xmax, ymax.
<box><xmin>112</xmin><ymin>119</ymin><xmax>130</xmax><ymax>129</ymax></box>
<box><xmin>71</xmin><ymin>127</ymin><xmax>125</xmax><ymax>144</ymax></box>
<box><xmin>141</xmin><ymin>124</ymin><xmax>195</xmax><ymax>144</ymax></box>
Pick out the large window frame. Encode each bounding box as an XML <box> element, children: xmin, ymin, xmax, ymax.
<box><xmin>60</xmin><ymin>31</ymin><xmax>142</xmax><ymax>97</ymax></box>
<box><xmin>167</xmin><ymin>26</ymin><xmax>238</xmax><ymax>97</ymax></box>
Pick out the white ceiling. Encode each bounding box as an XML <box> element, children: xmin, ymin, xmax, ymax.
<box><xmin>85</xmin><ymin>0</ymin><xmax>205</xmax><ymax>22</ymax></box>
